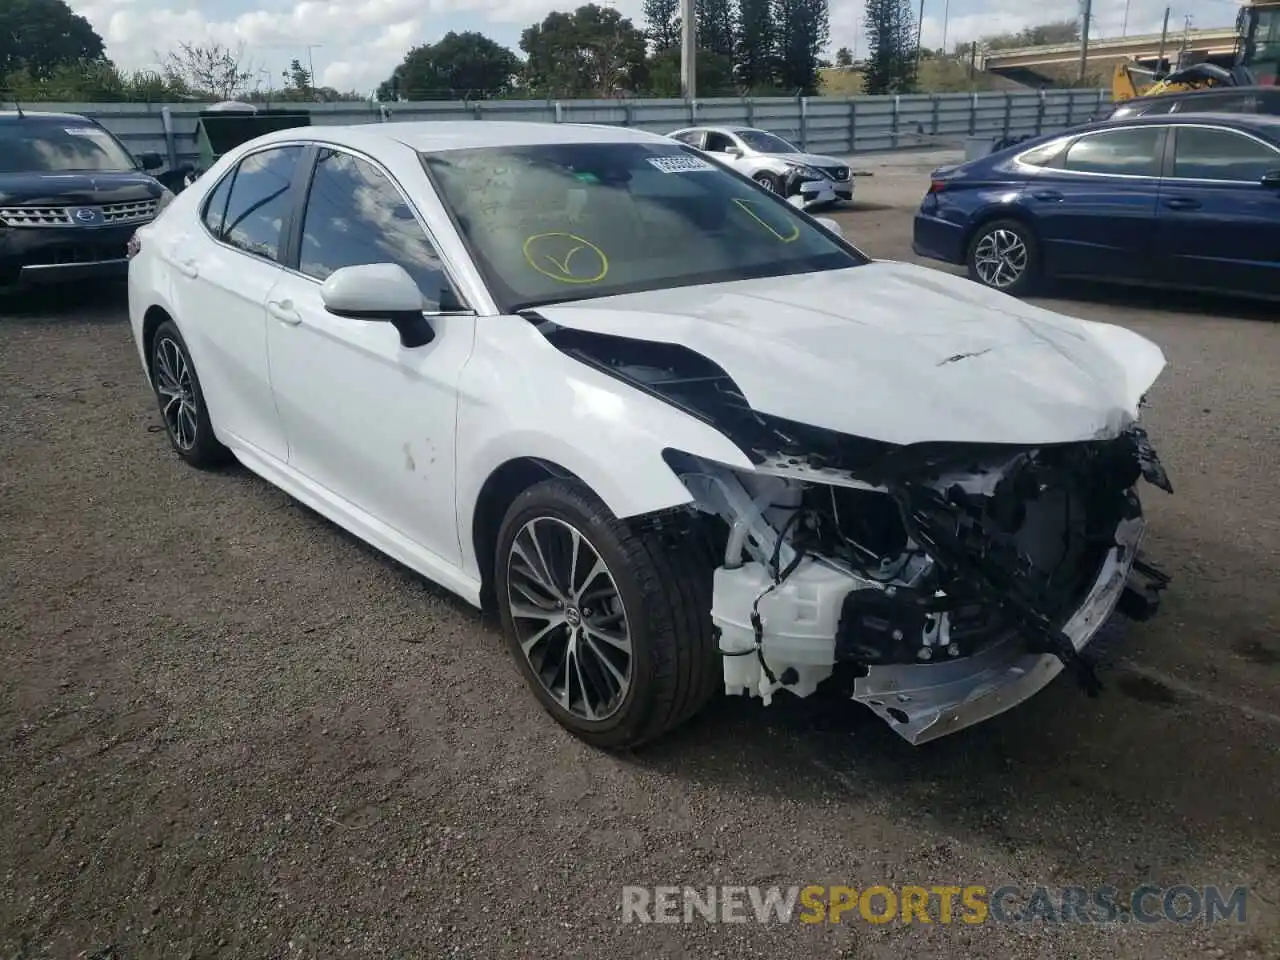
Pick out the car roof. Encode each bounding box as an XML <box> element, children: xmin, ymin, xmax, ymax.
<box><xmin>1119</xmin><ymin>85</ymin><xmax>1277</xmax><ymax>107</ymax></box>
<box><xmin>244</xmin><ymin>120</ymin><xmax>673</xmax><ymax>154</ymax></box>
<box><xmin>0</xmin><ymin>111</ymin><xmax>91</xmax><ymax>123</ymax></box>
<box><xmin>1064</xmin><ymin>111</ymin><xmax>1280</xmax><ymax>137</ymax></box>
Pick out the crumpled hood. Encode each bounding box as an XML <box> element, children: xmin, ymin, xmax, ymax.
<box><xmin>531</xmin><ymin>261</ymin><xmax>1167</xmax><ymax>447</ymax></box>
<box><xmin>760</xmin><ymin>151</ymin><xmax>845</xmax><ymax>170</ymax></box>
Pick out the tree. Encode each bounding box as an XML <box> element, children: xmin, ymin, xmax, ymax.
<box><xmin>735</xmin><ymin>0</ymin><xmax>776</xmax><ymax>90</ymax></box>
<box><xmin>643</xmin><ymin>0</ymin><xmax>682</xmax><ymax>52</ymax></box>
<box><xmin>863</xmin><ymin>0</ymin><xmax>916</xmax><ymax>94</ymax></box>
<box><xmin>3</xmin><ymin>60</ymin><xmax>189</xmax><ymax>102</ymax></box>
<box><xmin>520</xmin><ymin>5</ymin><xmax>648</xmax><ymax>98</ymax></box>
<box><xmin>645</xmin><ymin>48</ymin><xmax>735</xmax><ymax>96</ymax></box>
<box><xmin>284</xmin><ymin>58</ymin><xmax>313</xmax><ymax>96</ymax></box>
<box><xmin>377</xmin><ymin>31</ymin><xmax>520</xmax><ymax>101</ymax></box>
<box><xmin>697</xmin><ymin>0</ymin><xmax>736</xmax><ymax>59</ymax></box>
<box><xmin>835</xmin><ymin>45</ymin><xmax>853</xmax><ymax>68</ymax></box>
<box><xmin>0</xmin><ymin>0</ymin><xmax>106</xmax><ymax>80</ymax></box>
<box><xmin>160</xmin><ymin>42</ymin><xmax>254</xmax><ymax>100</ymax></box>
<box><xmin>980</xmin><ymin>19</ymin><xmax>1079</xmax><ymax>51</ymax></box>
<box><xmin>773</xmin><ymin>0</ymin><xmax>829</xmax><ymax>94</ymax></box>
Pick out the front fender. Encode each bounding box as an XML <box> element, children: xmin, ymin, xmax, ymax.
<box><xmin>455</xmin><ymin>315</ymin><xmax>755</xmax><ymax>580</ymax></box>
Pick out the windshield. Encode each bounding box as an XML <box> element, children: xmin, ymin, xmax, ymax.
<box><xmin>421</xmin><ymin>142</ymin><xmax>863</xmax><ymax>313</ymax></box>
<box><xmin>0</xmin><ymin>121</ymin><xmax>137</xmax><ymax>174</ymax></box>
<box><xmin>1247</xmin><ymin>8</ymin><xmax>1280</xmax><ymax>82</ymax></box>
<box><xmin>737</xmin><ymin>130</ymin><xmax>800</xmax><ymax>154</ymax></box>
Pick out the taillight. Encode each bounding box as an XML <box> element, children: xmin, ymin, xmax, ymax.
<box><xmin>929</xmin><ymin>180</ymin><xmax>947</xmax><ymax>193</ymax></box>
<box><xmin>126</xmin><ymin>231</ymin><xmax>141</xmax><ymax>259</ymax></box>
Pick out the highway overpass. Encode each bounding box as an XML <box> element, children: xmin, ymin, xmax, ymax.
<box><xmin>980</xmin><ymin>27</ymin><xmax>1240</xmax><ymax>85</ymax></box>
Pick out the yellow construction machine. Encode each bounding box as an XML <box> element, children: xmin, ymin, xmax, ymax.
<box><xmin>1111</xmin><ymin>0</ymin><xmax>1280</xmax><ymax>102</ymax></box>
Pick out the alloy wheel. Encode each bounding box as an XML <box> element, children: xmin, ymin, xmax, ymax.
<box><xmin>153</xmin><ymin>336</ymin><xmax>199</xmax><ymax>451</ymax></box>
<box><xmin>505</xmin><ymin>516</ymin><xmax>633</xmax><ymax>721</ymax></box>
<box><xmin>756</xmin><ymin>177</ymin><xmax>776</xmax><ymax>193</ymax></box>
<box><xmin>973</xmin><ymin>228</ymin><xmax>1028</xmax><ymax>289</ymax></box>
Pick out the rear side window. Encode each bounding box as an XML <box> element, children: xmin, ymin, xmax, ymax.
<box><xmin>220</xmin><ymin>146</ymin><xmax>304</xmax><ymax>263</ymax></box>
<box><xmin>1172</xmin><ymin>127</ymin><xmax>1280</xmax><ymax>181</ymax></box>
<box><xmin>1062</xmin><ymin>128</ymin><xmax>1163</xmax><ymax>176</ymax></box>
<box><xmin>1017</xmin><ymin>137</ymin><xmax>1069</xmax><ymax>166</ymax></box>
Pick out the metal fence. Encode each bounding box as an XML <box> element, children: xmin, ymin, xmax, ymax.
<box><xmin>48</xmin><ymin>89</ymin><xmax>1110</xmax><ymax>170</ymax></box>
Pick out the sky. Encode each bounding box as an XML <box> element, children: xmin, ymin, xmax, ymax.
<box><xmin>69</xmin><ymin>0</ymin><xmax>1238</xmax><ymax>97</ymax></box>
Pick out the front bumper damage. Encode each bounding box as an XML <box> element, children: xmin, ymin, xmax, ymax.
<box><xmin>671</xmin><ymin>427</ymin><xmax>1173</xmax><ymax>745</ymax></box>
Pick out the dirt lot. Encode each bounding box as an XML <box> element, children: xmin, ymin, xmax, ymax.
<box><xmin>2</xmin><ymin>149</ymin><xmax>1279</xmax><ymax>960</ymax></box>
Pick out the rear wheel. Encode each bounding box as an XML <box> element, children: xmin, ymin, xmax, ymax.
<box><xmin>966</xmin><ymin>219</ymin><xmax>1039</xmax><ymax>296</ymax></box>
<box><xmin>149</xmin><ymin>320</ymin><xmax>230</xmax><ymax>468</ymax></box>
<box><xmin>494</xmin><ymin>479</ymin><xmax>720</xmax><ymax>749</ymax></box>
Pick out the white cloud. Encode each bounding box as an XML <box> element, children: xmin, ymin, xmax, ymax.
<box><xmin>72</xmin><ymin>0</ymin><xmax>1231</xmax><ymax>97</ymax></box>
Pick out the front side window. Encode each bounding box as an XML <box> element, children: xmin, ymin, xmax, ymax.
<box><xmin>1062</xmin><ymin>128</ymin><xmax>1163</xmax><ymax>176</ymax></box>
<box><xmin>736</xmin><ymin>130</ymin><xmax>799</xmax><ymax>154</ymax></box>
<box><xmin>0</xmin><ymin>121</ymin><xmax>136</xmax><ymax>174</ymax></box>
<box><xmin>703</xmin><ymin>131</ymin><xmax>739</xmax><ymax>153</ymax></box>
<box><xmin>220</xmin><ymin>146</ymin><xmax>303</xmax><ymax>262</ymax></box>
<box><xmin>298</xmin><ymin>148</ymin><xmax>454</xmax><ymax>309</ymax></box>
<box><xmin>422</xmin><ymin>141</ymin><xmax>865</xmax><ymax>313</ymax></box>
<box><xmin>1172</xmin><ymin>127</ymin><xmax>1280</xmax><ymax>181</ymax></box>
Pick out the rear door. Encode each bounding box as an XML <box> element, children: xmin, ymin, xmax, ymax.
<box><xmin>1154</xmin><ymin>124</ymin><xmax>1280</xmax><ymax>297</ymax></box>
<box><xmin>1027</xmin><ymin>125</ymin><xmax>1166</xmax><ymax>282</ymax></box>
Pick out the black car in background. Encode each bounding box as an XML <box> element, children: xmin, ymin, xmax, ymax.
<box><xmin>1103</xmin><ymin>85</ymin><xmax>1280</xmax><ymax>121</ymax></box>
<box><xmin>0</xmin><ymin>110</ymin><xmax>171</xmax><ymax>295</ymax></box>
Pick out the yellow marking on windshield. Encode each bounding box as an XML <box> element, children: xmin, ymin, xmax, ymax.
<box><xmin>732</xmin><ymin>199</ymin><xmax>800</xmax><ymax>243</ymax></box>
<box><xmin>522</xmin><ymin>232</ymin><xmax>610</xmax><ymax>284</ymax></box>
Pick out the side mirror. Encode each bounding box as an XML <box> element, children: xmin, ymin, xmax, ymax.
<box><xmin>321</xmin><ymin>263</ymin><xmax>435</xmax><ymax>348</ymax></box>
<box><xmin>1261</xmin><ymin>170</ymin><xmax>1280</xmax><ymax>189</ymax></box>
<box><xmin>814</xmin><ymin>216</ymin><xmax>843</xmax><ymax>238</ymax></box>
<box><xmin>139</xmin><ymin>151</ymin><xmax>164</xmax><ymax>171</ymax></box>
<box><xmin>722</xmin><ymin>145</ymin><xmax>742</xmax><ymax>157</ymax></box>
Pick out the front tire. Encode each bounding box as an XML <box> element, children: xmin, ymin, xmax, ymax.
<box><xmin>149</xmin><ymin>319</ymin><xmax>230</xmax><ymax>468</ymax></box>
<box><xmin>494</xmin><ymin>479</ymin><xmax>720</xmax><ymax>749</ymax></box>
<box><xmin>753</xmin><ymin>171</ymin><xmax>780</xmax><ymax>193</ymax></box>
<box><xmin>966</xmin><ymin>219</ymin><xmax>1039</xmax><ymax>296</ymax></box>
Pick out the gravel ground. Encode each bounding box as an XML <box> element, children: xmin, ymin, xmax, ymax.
<box><xmin>2</xmin><ymin>150</ymin><xmax>1278</xmax><ymax>960</ymax></box>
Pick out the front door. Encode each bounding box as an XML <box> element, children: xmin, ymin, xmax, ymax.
<box><xmin>1154</xmin><ymin>124</ymin><xmax>1280</xmax><ymax>298</ymax></box>
<box><xmin>264</xmin><ymin>146</ymin><xmax>476</xmax><ymax>568</ymax></box>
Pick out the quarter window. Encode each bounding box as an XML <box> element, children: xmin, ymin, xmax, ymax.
<box><xmin>1061</xmin><ymin>128</ymin><xmax>1163</xmax><ymax>176</ymax></box>
<box><xmin>220</xmin><ymin>146</ymin><xmax>303</xmax><ymax>262</ymax></box>
<box><xmin>1172</xmin><ymin>127</ymin><xmax>1280</xmax><ymax>181</ymax></box>
<box><xmin>673</xmin><ymin>131</ymin><xmax>703</xmax><ymax>147</ymax></box>
<box><xmin>1017</xmin><ymin>137</ymin><xmax>1069</xmax><ymax>167</ymax></box>
<box><xmin>298</xmin><ymin>148</ymin><xmax>454</xmax><ymax>309</ymax></box>
<box><xmin>201</xmin><ymin>172</ymin><xmax>233</xmax><ymax>236</ymax></box>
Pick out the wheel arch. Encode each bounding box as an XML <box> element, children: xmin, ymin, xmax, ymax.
<box><xmin>140</xmin><ymin>304</ymin><xmax>174</xmax><ymax>375</ymax></box>
<box><xmin>961</xmin><ymin>204</ymin><xmax>1040</xmax><ymax>259</ymax></box>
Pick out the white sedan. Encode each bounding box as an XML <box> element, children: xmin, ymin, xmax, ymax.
<box><xmin>127</xmin><ymin>121</ymin><xmax>1173</xmax><ymax>749</ymax></box>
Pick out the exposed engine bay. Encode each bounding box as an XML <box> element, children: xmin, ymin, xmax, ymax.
<box><xmin>533</xmin><ymin>319</ymin><xmax>1174</xmax><ymax>744</ymax></box>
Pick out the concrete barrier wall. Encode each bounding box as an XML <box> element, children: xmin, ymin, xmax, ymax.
<box><xmin>42</xmin><ymin>89</ymin><xmax>1110</xmax><ymax>168</ymax></box>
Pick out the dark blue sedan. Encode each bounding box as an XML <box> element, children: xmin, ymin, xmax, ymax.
<box><xmin>912</xmin><ymin>113</ymin><xmax>1280</xmax><ymax>300</ymax></box>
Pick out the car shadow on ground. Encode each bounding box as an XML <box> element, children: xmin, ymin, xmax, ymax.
<box><xmin>1034</xmin><ymin>281</ymin><xmax>1279</xmax><ymax>323</ymax></box>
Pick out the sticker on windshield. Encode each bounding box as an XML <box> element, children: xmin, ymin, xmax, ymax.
<box><xmin>64</xmin><ymin>126</ymin><xmax>108</xmax><ymax>137</ymax></box>
<box><xmin>647</xmin><ymin>155</ymin><xmax>715</xmax><ymax>174</ymax></box>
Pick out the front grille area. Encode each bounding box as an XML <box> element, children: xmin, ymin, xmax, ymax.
<box><xmin>822</xmin><ymin>166</ymin><xmax>850</xmax><ymax>181</ymax></box>
<box><xmin>0</xmin><ymin>199</ymin><xmax>158</xmax><ymax>228</ymax></box>
<box><xmin>0</xmin><ymin>207</ymin><xmax>73</xmax><ymax>227</ymax></box>
<box><xmin>101</xmin><ymin>199</ymin><xmax>159</xmax><ymax>223</ymax></box>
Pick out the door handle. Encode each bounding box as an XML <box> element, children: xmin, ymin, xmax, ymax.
<box><xmin>172</xmin><ymin>256</ymin><xmax>199</xmax><ymax>279</ymax></box>
<box><xmin>1031</xmin><ymin>190</ymin><xmax>1064</xmax><ymax>202</ymax></box>
<box><xmin>1163</xmin><ymin>197</ymin><xmax>1201</xmax><ymax>210</ymax></box>
<box><xmin>267</xmin><ymin>299</ymin><xmax>301</xmax><ymax>325</ymax></box>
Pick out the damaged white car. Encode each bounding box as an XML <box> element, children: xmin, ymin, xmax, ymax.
<box><xmin>126</xmin><ymin>121</ymin><xmax>1172</xmax><ymax>750</ymax></box>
